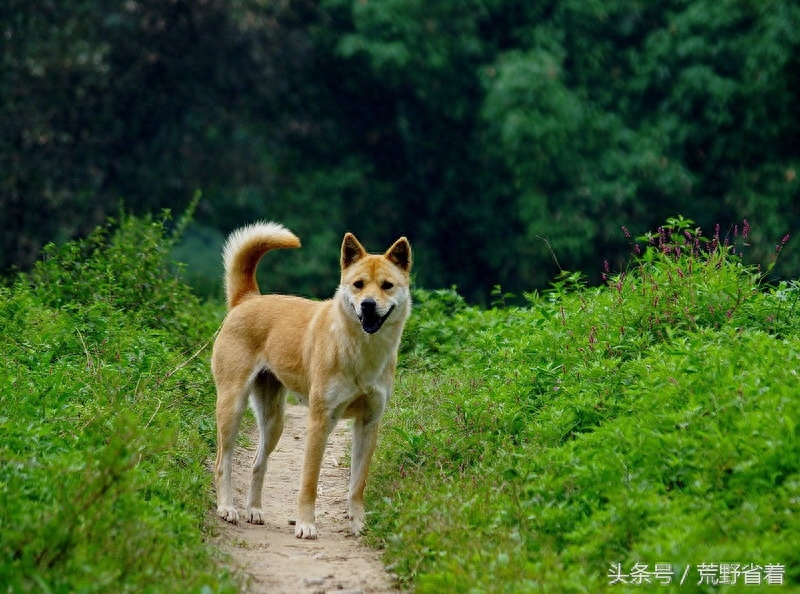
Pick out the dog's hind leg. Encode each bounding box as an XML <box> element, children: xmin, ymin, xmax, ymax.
<box><xmin>215</xmin><ymin>383</ymin><xmax>249</xmax><ymax>524</ymax></box>
<box><xmin>246</xmin><ymin>370</ymin><xmax>286</xmax><ymax>524</ymax></box>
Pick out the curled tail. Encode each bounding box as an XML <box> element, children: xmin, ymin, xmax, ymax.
<box><xmin>222</xmin><ymin>221</ymin><xmax>301</xmax><ymax>309</ymax></box>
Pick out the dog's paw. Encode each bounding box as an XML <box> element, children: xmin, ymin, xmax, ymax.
<box><xmin>245</xmin><ymin>507</ymin><xmax>265</xmax><ymax>525</ymax></box>
<box><xmin>350</xmin><ymin>516</ymin><xmax>365</xmax><ymax>536</ymax></box>
<box><xmin>294</xmin><ymin>521</ymin><xmax>318</xmax><ymax>540</ymax></box>
<box><xmin>218</xmin><ymin>505</ymin><xmax>239</xmax><ymax>524</ymax></box>
<box><xmin>348</xmin><ymin>502</ymin><xmax>366</xmax><ymax>535</ymax></box>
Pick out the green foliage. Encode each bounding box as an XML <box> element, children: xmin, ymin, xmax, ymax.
<box><xmin>28</xmin><ymin>210</ymin><xmax>206</xmax><ymax>337</ymax></box>
<box><xmin>0</xmin><ymin>0</ymin><xmax>318</xmax><ymax>273</ymax></box>
<box><xmin>312</xmin><ymin>0</ymin><xmax>800</xmax><ymax>299</ymax></box>
<box><xmin>3</xmin><ymin>0</ymin><xmax>799</xmax><ymax>303</ymax></box>
<box><xmin>0</xmin><ymin>216</ymin><xmax>235</xmax><ymax>592</ymax></box>
<box><xmin>373</xmin><ymin>221</ymin><xmax>800</xmax><ymax>591</ymax></box>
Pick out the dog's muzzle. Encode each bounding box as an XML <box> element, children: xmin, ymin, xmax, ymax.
<box><xmin>357</xmin><ymin>299</ymin><xmax>395</xmax><ymax>334</ymax></box>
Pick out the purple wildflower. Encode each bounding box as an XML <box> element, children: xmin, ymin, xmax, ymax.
<box><xmin>776</xmin><ymin>234</ymin><xmax>791</xmax><ymax>254</ymax></box>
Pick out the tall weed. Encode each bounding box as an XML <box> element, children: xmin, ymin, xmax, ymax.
<box><xmin>0</xmin><ymin>214</ymin><xmax>234</xmax><ymax>592</ymax></box>
<box><xmin>372</xmin><ymin>219</ymin><xmax>799</xmax><ymax>592</ymax></box>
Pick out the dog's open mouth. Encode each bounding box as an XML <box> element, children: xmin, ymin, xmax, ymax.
<box><xmin>358</xmin><ymin>304</ymin><xmax>395</xmax><ymax>334</ymax></box>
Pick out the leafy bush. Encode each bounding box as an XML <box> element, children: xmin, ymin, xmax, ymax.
<box><xmin>372</xmin><ymin>220</ymin><xmax>800</xmax><ymax>592</ymax></box>
<box><xmin>27</xmin><ymin>210</ymin><xmax>209</xmax><ymax>339</ymax></box>
<box><xmin>0</xmin><ymin>215</ymin><xmax>234</xmax><ymax>592</ymax></box>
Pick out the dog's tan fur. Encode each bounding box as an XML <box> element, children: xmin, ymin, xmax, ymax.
<box><xmin>212</xmin><ymin>222</ymin><xmax>411</xmax><ymax>539</ymax></box>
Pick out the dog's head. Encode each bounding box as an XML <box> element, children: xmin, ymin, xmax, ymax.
<box><xmin>338</xmin><ymin>233</ymin><xmax>412</xmax><ymax>335</ymax></box>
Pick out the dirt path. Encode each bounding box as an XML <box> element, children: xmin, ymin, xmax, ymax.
<box><xmin>212</xmin><ymin>405</ymin><xmax>402</xmax><ymax>594</ymax></box>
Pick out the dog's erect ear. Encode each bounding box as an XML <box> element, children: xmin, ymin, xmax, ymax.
<box><xmin>384</xmin><ymin>237</ymin><xmax>412</xmax><ymax>273</ymax></box>
<box><xmin>341</xmin><ymin>233</ymin><xmax>368</xmax><ymax>270</ymax></box>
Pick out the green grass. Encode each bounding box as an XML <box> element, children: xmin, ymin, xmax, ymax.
<box><xmin>2</xmin><ymin>213</ymin><xmax>798</xmax><ymax>592</ymax></box>
<box><xmin>368</xmin><ymin>219</ymin><xmax>800</xmax><ymax>592</ymax></box>
<box><xmin>0</xmin><ymin>213</ymin><xmax>236</xmax><ymax>593</ymax></box>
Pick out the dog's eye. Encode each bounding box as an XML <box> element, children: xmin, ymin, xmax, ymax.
<box><xmin>353</xmin><ymin>280</ymin><xmax>364</xmax><ymax>289</ymax></box>
<box><xmin>381</xmin><ymin>281</ymin><xmax>394</xmax><ymax>290</ymax></box>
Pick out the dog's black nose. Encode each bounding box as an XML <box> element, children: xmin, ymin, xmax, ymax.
<box><xmin>360</xmin><ymin>299</ymin><xmax>377</xmax><ymax>315</ymax></box>
<box><xmin>358</xmin><ymin>298</ymin><xmax>387</xmax><ymax>334</ymax></box>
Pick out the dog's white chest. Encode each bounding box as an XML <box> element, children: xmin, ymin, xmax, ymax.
<box><xmin>337</xmin><ymin>335</ymin><xmax>393</xmax><ymax>391</ymax></box>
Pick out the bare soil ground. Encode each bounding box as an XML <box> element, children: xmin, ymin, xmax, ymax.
<box><xmin>211</xmin><ymin>405</ymin><xmax>402</xmax><ymax>594</ymax></box>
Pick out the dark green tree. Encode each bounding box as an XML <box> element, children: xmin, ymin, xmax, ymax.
<box><xmin>310</xmin><ymin>0</ymin><xmax>799</xmax><ymax>297</ymax></box>
<box><xmin>0</xmin><ymin>0</ymin><xmax>318</xmax><ymax>273</ymax></box>
<box><xmin>3</xmin><ymin>0</ymin><xmax>798</xmax><ymax>301</ymax></box>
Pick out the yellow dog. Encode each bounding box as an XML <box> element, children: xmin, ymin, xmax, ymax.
<box><xmin>212</xmin><ymin>222</ymin><xmax>412</xmax><ymax>538</ymax></box>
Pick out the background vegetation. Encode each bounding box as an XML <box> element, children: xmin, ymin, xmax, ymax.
<box><xmin>2</xmin><ymin>0</ymin><xmax>799</xmax><ymax>302</ymax></box>
<box><xmin>368</xmin><ymin>217</ymin><xmax>800</xmax><ymax>591</ymax></box>
<box><xmin>4</xmin><ymin>212</ymin><xmax>795</xmax><ymax>591</ymax></box>
<box><xmin>0</xmin><ymin>214</ymin><xmax>237</xmax><ymax>592</ymax></box>
<box><xmin>2</xmin><ymin>0</ymin><xmax>799</xmax><ymax>590</ymax></box>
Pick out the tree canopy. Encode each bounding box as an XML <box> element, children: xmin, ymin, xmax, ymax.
<box><xmin>2</xmin><ymin>0</ymin><xmax>798</xmax><ymax>301</ymax></box>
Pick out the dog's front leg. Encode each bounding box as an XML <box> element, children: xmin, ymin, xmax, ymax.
<box><xmin>349</xmin><ymin>413</ymin><xmax>382</xmax><ymax>535</ymax></box>
<box><xmin>296</xmin><ymin>407</ymin><xmax>333</xmax><ymax>539</ymax></box>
